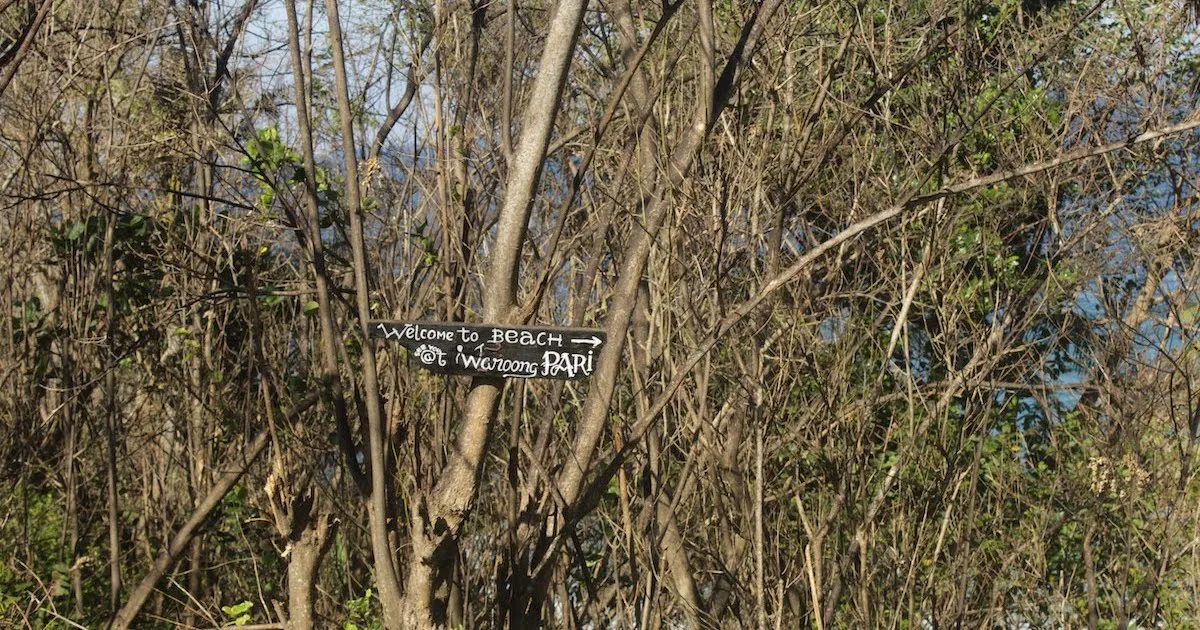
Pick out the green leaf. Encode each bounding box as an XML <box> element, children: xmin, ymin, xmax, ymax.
<box><xmin>222</xmin><ymin>600</ymin><xmax>253</xmax><ymax>625</ymax></box>
<box><xmin>66</xmin><ymin>222</ymin><xmax>86</xmax><ymax>241</ymax></box>
<box><xmin>1180</xmin><ymin>303</ymin><xmax>1199</xmax><ymax>326</ymax></box>
<box><xmin>303</xmin><ymin>300</ymin><xmax>320</xmax><ymax>316</ymax></box>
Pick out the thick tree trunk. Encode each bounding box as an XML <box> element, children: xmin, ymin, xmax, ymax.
<box><xmin>398</xmin><ymin>0</ymin><xmax>589</xmax><ymax>625</ymax></box>
<box><xmin>286</xmin><ymin>514</ymin><xmax>334</xmax><ymax>630</ymax></box>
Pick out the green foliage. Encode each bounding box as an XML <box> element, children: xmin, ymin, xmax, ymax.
<box><xmin>260</xmin><ymin>287</ymin><xmax>285</xmax><ymax>307</ymax></box>
<box><xmin>241</xmin><ymin>125</ymin><xmax>340</xmax><ymax>214</ymax></box>
<box><xmin>408</xmin><ymin>219</ymin><xmax>438</xmax><ymax>265</ymax></box>
<box><xmin>243</xmin><ymin>126</ymin><xmax>301</xmax><ymax>192</ymax></box>
<box><xmin>344</xmin><ymin>589</ymin><xmax>381</xmax><ymax>630</ymax></box>
<box><xmin>943</xmin><ymin>219</ymin><xmax>1023</xmax><ymax>311</ymax></box>
<box><xmin>0</xmin><ymin>484</ymin><xmax>82</xmax><ymax>627</ymax></box>
<box><xmin>221</xmin><ymin>600</ymin><xmax>254</xmax><ymax>626</ymax></box>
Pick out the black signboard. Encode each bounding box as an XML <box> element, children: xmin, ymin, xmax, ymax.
<box><xmin>369</xmin><ymin>320</ymin><xmax>606</xmax><ymax>380</ymax></box>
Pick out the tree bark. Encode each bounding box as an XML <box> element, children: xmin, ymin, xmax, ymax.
<box><xmin>103</xmin><ymin>207</ymin><xmax>122</xmax><ymax>614</ymax></box>
<box><xmin>64</xmin><ymin>369</ymin><xmax>84</xmax><ymax>618</ymax></box>
<box><xmin>400</xmin><ymin>0</ymin><xmax>589</xmax><ymax>625</ymax></box>
<box><xmin>322</xmin><ymin>0</ymin><xmax>406</xmax><ymax>623</ymax></box>
<box><xmin>286</xmin><ymin>513</ymin><xmax>335</xmax><ymax>630</ymax></box>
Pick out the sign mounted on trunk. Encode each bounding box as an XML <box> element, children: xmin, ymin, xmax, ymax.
<box><xmin>369</xmin><ymin>320</ymin><xmax>606</xmax><ymax>380</ymax></box>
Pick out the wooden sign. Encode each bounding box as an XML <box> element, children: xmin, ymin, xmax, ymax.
<box><xmin>369</xmin><ymin>320</ymin><xmax>606</xmax><ymax>380</ymax></box>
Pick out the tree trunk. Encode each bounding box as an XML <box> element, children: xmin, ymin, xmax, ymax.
<box><xmin>103</xmin><ymin>207</ymin><xmax>122</xmax><ymax>614</ymax></box>
<box><xmin>399</xmin><ymin>0</ymin><xmax>589</xmax><ymax>625</ymax></box>
<box><xmin>287</xmin><ymin>514</ymin><xmax>334</xmax><ymax>630</ymax></box>
<box><xmin>322</xmin><ymin>0</ymin><xmax>405</xmax><ymax>622</ymax></box>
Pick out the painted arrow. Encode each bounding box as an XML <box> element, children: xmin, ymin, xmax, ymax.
<box><xmin>570</xmin><ymin>335</ymin><xmax>603</xmax><ymax>348</ymax></box>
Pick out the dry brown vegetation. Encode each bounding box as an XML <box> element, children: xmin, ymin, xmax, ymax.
<box><xmin>3</xmin><ymin>0</ymin><xmax>1200</xmax><ymax>627</ymax></box>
